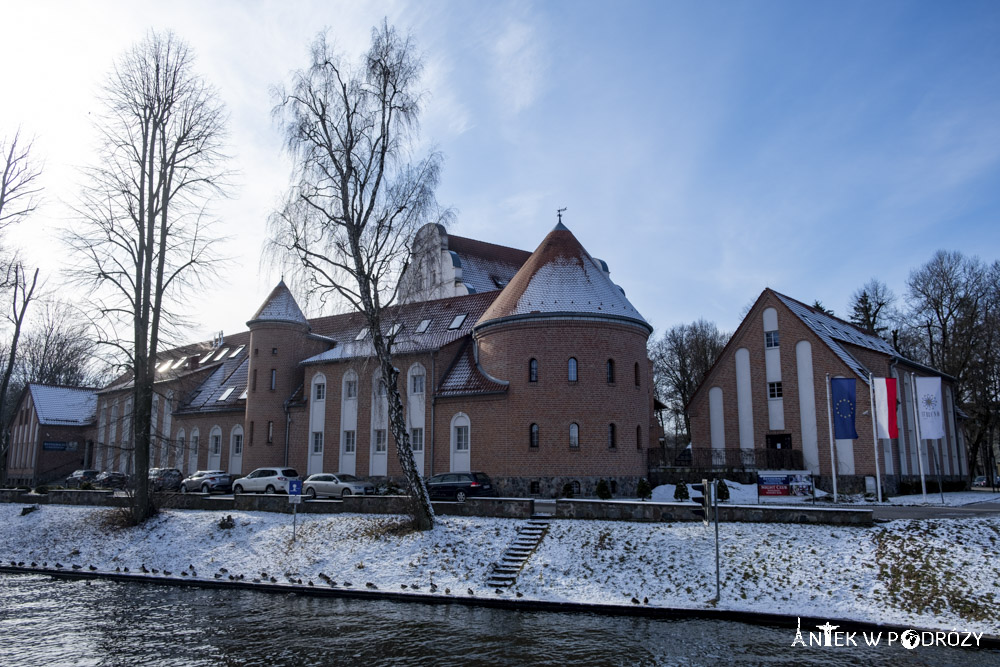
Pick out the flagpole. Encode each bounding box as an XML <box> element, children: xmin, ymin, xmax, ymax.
<box><xmin>825</xmin><ymin>373</ymin><xmax>838</xmax><ymax>503</ymax></box>
<box><xmin>868</xmin><ymin>373</ymin><xmax>883</xmax><ymax>503</ymax></box>
<box><xmin>909</xmin><ymin>374</ymin><xmax>927</xmax><ymax>502</ymax></box>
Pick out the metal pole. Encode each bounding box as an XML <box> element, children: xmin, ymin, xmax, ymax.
<box><xmin>293</xmin><ymin>502</ymin><xmax>298</xmax><ymax>542</ymax></box>
<box><xmin>713</xmin><ymin>480</ymin><xmax>720</xmax><ymax>602</ymax></box>
<box><xmin>868</xmin><ymin>373</ymin><xmax>883</xmax><ymax>503</ymax></box>
<box><xmin>935</xmin><ymin>440</ymin><xmax>945</xmax><ymax>505</ymax></box>
<box><xmin>825</xmin><ymin>374</ymin><xmax>838</xmax><ymax>503</ymax></box>
<box><xmin>909</xmin><ymin>374</ymin><xmax>927</xmax><ymax>501</ymax></box>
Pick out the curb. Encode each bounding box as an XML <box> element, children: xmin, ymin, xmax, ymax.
<box><xmin>2</xmin><ymin>566</ymin><xmax>997</xmax><ymax>650</ymax></box>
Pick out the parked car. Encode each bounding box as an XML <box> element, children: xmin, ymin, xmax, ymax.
<box><xmin>303</xmin><ymin>473</ymin><xmax>375</xmax><ymax>499</ymax></box>
<box><xmin>426</xmin><ymin>472</ymin><xmax>496</xmax><ymax>502</ymax></box>
<box><xmin>95</xmin><ymin>471</ymin><xmax>129</xmax><ymax>490</ymax></box>
<box><xmin>232</xmin><ymin>468</ymin><xmax>299</xmax><ymax>494</ymax></box>
<box><xmin>64</xmin><ymin>469</ymin><xmax>100</xmax><ymax>488</ymax></box>
<box><xmin>149</xmin><ymin>468</ymin><xmax>183</xmax><ymax>492</ymax></box>
<box><xmin>974</xmin><ymin>475</ymin><xmax>987</xmax><ymax>487</ymax></box>
<box><xmin>180</xmin><ymin>470</ymin><xmax>233</xmax><ymax>494</ymax></box>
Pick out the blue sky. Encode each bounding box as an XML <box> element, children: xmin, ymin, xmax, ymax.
<box><xmin>2</xmin><ymin>0</ymin><xmax>998</xmax><ymax>343</ymax></box>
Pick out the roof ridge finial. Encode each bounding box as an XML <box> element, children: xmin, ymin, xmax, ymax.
<box><xmin>555</xmin><ymin>207</ymin><xmax>568</xmax><ymax>231</ymax></box>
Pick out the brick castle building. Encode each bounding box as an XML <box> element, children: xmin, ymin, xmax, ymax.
<box><xmin>8</xmin><ymin>223</ymin><xmax>661</xmax><ymax>496</ymax></box>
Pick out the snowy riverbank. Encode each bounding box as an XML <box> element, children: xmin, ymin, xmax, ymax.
<box><xmin>1</xmin><ymin>503</ymin><xmax>997</xmax><ymax>636</ymax></box>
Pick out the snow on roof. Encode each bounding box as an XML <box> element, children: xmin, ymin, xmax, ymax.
<box><xmin>475</xmin><ymin>224</ymin><xmax>650</xmax><ymax>331</ymax></box>
<box><xmin>247</xmin><ymin>280</ymin><xmax>309</xmax><ymax>327</ymax></box>
<box><xmin>177</xmin><ymin>353</ymin><xmax>249</xmax><ymax>415</ymax></box>
<box><xmin>446</xmin><ymin>234</ymin><xmax>530</xmax><ymax>294</ymax></box>
<box><xmin>436</xmin><ymin>339</ymin><xmax>508</xmax><ymax>397</ymax></box>
<box><xmin>28</xmin><ymin>384</ymin><xmax>98</xmax><ymax>426</ymax></box>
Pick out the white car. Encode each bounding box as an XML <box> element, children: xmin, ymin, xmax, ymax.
<box><xmin>303</xmin><ymin>473</ymin><xmax>376</xmax><ymax>499</ymax></box>
<box><xmin>232</xmin><ymin>467</ymin><xmax>299</xmax><ymax>494</ymax></box>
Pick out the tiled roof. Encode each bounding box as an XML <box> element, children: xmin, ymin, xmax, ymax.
<box><xmin>436</xmin><ymin>339</ymin><xmax>508</xmax><ymax>397</ymax></box>
<box><xmin>447</xmin><ymin>234</ymin><xmax>530</xmax><ymax>294</ymax></box>
<box><xmin>248</xmin><ymin>280</ymin><xmax>309</xmax><ymax>327</ymax></box>
<box><xmin>773</xmin><ymin>291</ymin><xmax>915</xmax><ymax>385</ymax></box>
<box><xmin>302</xmin><ymin>291</ymin><xmax>500</xmax><ymax>365</ymax></box>
<box><xmin>476</xmin><ymin>223</ymin><xmax>650</xmax><ymax>331</ymax></box>
<box><xmin>176</xmin><ymin>352</ymin><xmax>249</xmax><ymax>414</ymax></box>
<box><xmin>29</xmin><ymin>384</ymin><xmax>98</xmax><ymax>426</ymax></box>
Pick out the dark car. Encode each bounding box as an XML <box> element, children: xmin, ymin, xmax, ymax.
<box><xmin>149</xmin><ymin>468</ymin><xmax>183</xmax><ymax>492</ymax></box>
<box><xmin>64</xmin><ymin>469</ymin><xmax>100</xmax><ymax>488</ymax></box>
<box><xmin>426</xmin><ymin>472</ymin><xmax>496</xmax><ymax>502</ymax></box>
<box><xmin>180</xmin><ymin>470</ymin><xmax>233</xmax><ymax>494</ymax></box>
<box><xmin>95</xmin><ymin>471</ymin><xmax>129</xmax><ymax>490</ymax></box>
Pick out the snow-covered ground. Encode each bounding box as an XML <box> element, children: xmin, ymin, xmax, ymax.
<box><xmin>654</xmin><ymin>481</ymin><xmax>1000</xmax><ymax>507</ymax></box>
<box><xmin>2</xmin><ymin>503</ymin><xmax>998</xmax><ymax>635</ymax></box>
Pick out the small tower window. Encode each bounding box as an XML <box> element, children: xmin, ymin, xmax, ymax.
<box><xmin>568</xmin><ymin>357</ymin><xmax>578</xmax><ymax>382</ymax></box>
<box><xmin>606</xmin><ymin>359</ymin><xmax>615</xmax><ymax>384</ymax></box>
<box><xmin>530</xmin><ymin>423</ymin><xmax>539</xmax><ymax>448</ymax></box>
<box><xmin>608</xmin><ymin>423</ymin><xmax>617</xmax><ymax>449</ymax></box>
<box><xmin>636</xmin><ymin>425</ymin><xmax>642</xmax><ymax>450</ymax></box>
<box><xmin>634</xmin><ymin>362</ymin><xmax>641</xmax><ymax>387</ymax></box>
<box><xmin>569</xmin><ymin>423</ymin><xmax>580</xmax><ymax>448</ymax></box>
<box><xmin>529</xmin><ymin>358</ymin><xmax>538</xmax><ymax>383</ymax></box>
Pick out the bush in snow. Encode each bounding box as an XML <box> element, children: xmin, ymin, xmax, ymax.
<box><xmin>674</xmin><ymin>483</ymin><xmax>689</xmax><ymax>501</ymax></box>
<box><xmin>596</xmin><ymin>479</ymin><xmax>612</xmax><ymax>500</ymax></box>
<box><xmin>715</xmin><ymin>480</ymin><xmax>730</xmax><ymax>502</ymax></box>
<box><xmin>218</xmin><ymin>515</ymin><xmax>235</xmax><ymax>530</ymax></box>
<box><xmin>561</xmin><ymin>482</ymin><xmax>574</xmax><ymax>499</ymax></box>
<box><xmin>34</xmin><ymin>485</ymin><xmax>49</xmax><ymax>495</ymax></box>
<box><xmin>636</xmin><ymin>478</ymin><xmax>652</xmax><ymax>501</ymax></box>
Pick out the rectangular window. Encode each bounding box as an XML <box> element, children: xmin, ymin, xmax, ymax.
<box><xmin>374</xmin><ymin>429</ymin><xmax>387</xmax><ymax>453</ymax></box>
<box><xmin>249</xmin><ymin>421</ymin><xmax>254</xmax><ymax>445</ymax></box>
<box><xmin>411</xmin><ymin>373</ymin><xmax>425</xmax><ymax>394</ymax></box>
<box><xmin>411</xmin><ymin>427</ymin><xmax>424</xmax><ymax>452</ymax></box>
<box><xmin>211</xmin><ymin>434</ymin><xmax>221</xmax><ymax>455</ymax></box>
<box><xmin>608</xmin><ymin>423</ymin><xmax>616</xmax><ymax>449</ymax></box>
<box><xmin>270</xmin><ymin>369</ymin><xmax>277</xmax><ymax>391</ymax></box>
<box><xmin>252</xmin><ymin>369</ymin><xmax>257</xmax><ymax>391</ymax></box>
<box><xmin>312</xmin><ymin>431</ymin><xmax>324</xmax><ymax>454</ymax></box>
<box><xmin>455</xmin><ymin>425</ymin><xmax>469</xmax><ymax>451</ymax></box>
<box><xmin>315</xmin><ymin>383</ymin><xmax>326</xmax><ymax>400</ymax></box>
<box><xmin>267</xmin><ymin>421</ymin><xmax>274</xmax><ymax>444</ymax></box>
<box><xmin>768</xmin><ymin>382</ymin><xmax>783</xmax><ymax>399</ymax></box>
<box><xmin>345</xmin><ymin>379</ymin><xmax>358</xmax><ymax>399</ymax></box>
<box><xmin>233</xmin><ymin>434</ymin><xmax>243</xmax><ymax>455</ymax></box>
<box><xmin>344</xmin><ymin>430</ymin><xmax>356</xmax><ymax>453</ymax></box>
<box><xmin>765</xmin><ymin>330</ymin><xmax>780</xmax><ymax>348</ymax></box>
<box><xmin>272</xmin><ymin>347</ymin><xmax>278</xmax><ymax>355</ymax></box>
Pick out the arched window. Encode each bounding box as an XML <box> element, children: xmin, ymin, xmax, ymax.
<box><xmin>529</xmin><ymin>358</ymin><xmax>538</xmax><ymax>383</ymax></box>
<box><xmin>606</xmin><ymin>359</ymin><xmax>615</xmax><ymax>384</ymax></box>
<box><xmin>571</xmin><ymin>480</ymin><xmax>581</xmax><ymax>495</ymax></box>
<box><xmin>634</xmin><ymin>362</ymin><xmax>641</xmax><ymax>387</ymax></box>
<box><xmin>568</xmin><ymin>357</ymin><xmax>578</xmax><ymax>382</ymax></box>
<box><xmin>608</xmin><ymin>423</ymin><xmax>617</xmax><ymax>449</ymax></box>
<box><xmin>530</xmin><ymin>423</ymin><xmax>539</xmax><ymax>448</ymax></box>
<box><xmin>408</xmin><ymin>363</ymin><xmax>426</xmax><ymax>395</ymax></box>
<box><xmin>343</xmin><ymin>370</ymin><xmax>358</xmax><ymax>400</ymax></box>
<box><xmin>231</xmin><ymin>425</ymin><xmax>244</xmax><ymax>455</ymax></box>
<box><xmin>569</xmin><ymin>423</ymin><xmax>580</xmax><ymax>448</ymax></box>
<box><xmin>636</xmin><ymin>425</ymin><xmax>642</xmax><ymax>450</ymax></box>
<box><xmin>210</xmin><ymin>426</ymin><xmax>222</xmax><ymax>455</ymax></box>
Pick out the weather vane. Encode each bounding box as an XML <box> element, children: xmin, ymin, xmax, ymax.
<box><xmin>557</xmin><ymin>207</ymin><xmax>567</xmax><ymax>224</ymax></box>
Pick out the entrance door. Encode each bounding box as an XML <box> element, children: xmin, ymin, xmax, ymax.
<box><xmin>207</xmin><ymin>427</ymin><xmax>222</xmax><ymax>470</ymax></box>
<box><xmin>371</xmin><ymin>429</ymin><xmax>388</xmax><ymax>476</ymax></box>
<box><xmin>308</xmin><ymin>431</ymin><xmax>324</xmax><ymax>476</ymax></box>
<box><xmin>450</xmin><ymin>413</ymin><xmax>471</xmax><ymax>472</ymax></box>
<box><xmin>340</xmin><ymin>430</ymin><xmax>356</xmax><ymax>476</ymax></box>
<box><xmin>228</xmin><ymin>427</ymin><xmax>244</xmax><ymax>475</ymax></box>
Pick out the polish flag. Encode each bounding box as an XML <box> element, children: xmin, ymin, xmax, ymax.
<box><xmin>872</xmin><ymin>377</ymin><xmax>898</xmax><ymax>439</ymax></box>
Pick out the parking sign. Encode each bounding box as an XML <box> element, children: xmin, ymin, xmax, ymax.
<box><xmin>288</xmin><ymin>479</ymin><xmax>302</xmax><ymax>504</ymax></box>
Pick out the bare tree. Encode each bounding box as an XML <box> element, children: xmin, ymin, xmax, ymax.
<box><xmin>849</xmin><ymin>278</ymin><xmax>896</xmax><ymax>336</ymax></box>
<box><xmin>66</xmin><ymin>31</ymin><xmax>229</xmax><ymax>523</ymax></box>
<box><xmin>0</xmin><ymin>130</ymin><xmax>42</xmax><ymax>235</ymax></box>
<box><xmin>0</xmin><ymin>264</ymin><xmax>39</xmax><ymax>484</ymax></box>
<box><xmin>650</xmin><ymin>320</ymin><xmax>728</xmax><ymax>444</ymax></box>
<box><xmin>269</xmin><ymin>23</ymin><xmax>446</xmax><ymax>530</ymax></box>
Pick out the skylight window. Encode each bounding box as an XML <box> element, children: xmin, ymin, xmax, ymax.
<box><xmin>157</xmin><ymin>361</ymin><xmax>172</xmax><ymax>373</ymax></box>
<box><xmin>238</xmin><ymin>388</ymin><xmax>248</xmax><ymax>400</ymax></box>
<box><xmin>416</xmin><ymin>319</ymin><xmax>431</xmax><ymax>333</ymax></box>
<box><xmin>388</xmin><ymin>323</ymin><xmax>402</xmax><ymax>336</ymax></box>
<box><xmin>448</xmin><ymin>314</ymin><xmax>467</xmax><ymax>330</ymax></box>
<box><xmin>218</xmin><ymin>387</ymin><xmax>235</xmax><ymax>401</ymax></box>
<box><xmin>200</xmin><ymin>350</ymin><xmax>216</xmax><ymax>364</ymax></box>
<box><xmin>229</xmin><ymin>345</ymin><xmax>245</xmax><ymax>358</ymax></box>
<box><xmin>171</xmin><ymin>356</ymin><xmax>188</xmax><ymax>370</ymax></box>
<box><xmin>355</xmin><ymin>327</ymin><xmax>369</xmax><ymax>341</ymax></box>
<box><xmin>213</xmin><ymin>347</ymin><xmax>230</xmax><ymax>361</ymax></box>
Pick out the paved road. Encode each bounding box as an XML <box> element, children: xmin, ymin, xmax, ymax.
<box><xmin>871</xmin><ymin>501</ymin><xmax>1000</xmax><ymax>520</ymax></box>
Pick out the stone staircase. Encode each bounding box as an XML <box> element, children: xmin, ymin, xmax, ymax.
<box><xmin>485</xmin><ymin>515</ymin><xmax>551</xmax><ymax>589</ymax></box>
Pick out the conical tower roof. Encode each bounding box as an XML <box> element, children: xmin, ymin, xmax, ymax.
<box><xmin>247</xmin><ymin>280</ymin><xmax>309</xmax><ymax>328</ymax></box>
<box><xmin>475</xmin><ymin>224</ymin><xmax>650</xmax><ymax>332</ymax></box>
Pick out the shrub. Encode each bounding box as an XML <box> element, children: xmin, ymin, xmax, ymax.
<box><xmin>636</xmin><ymin>478</ymin><xmax>652</xmax><ymax>501</ymax></box>
<box><xmin>218</xmin><ymin>514</ymin><xmax>235</xmax><ymax>530</ymax></box>
<box><xmin>715</xmin><ymin>479</ymin><xmax>730</xmax><ymax>502</ymax></box>
<box><xmin>673</xmin><ymin>483</ymin><xmax>689</xmax><ymax>501</ymax></box>
<box><xmin>80</xmin><ymin>482</ymin><xmax>95</xmax><ymax>491</ymax></box>
<box><xmin>34</xmin><ymin>486</ymin><xmax>49</xmax><ymax>495</ymax></box>
<box><xmin>595</xmin><ymin>479</ymin><xmax>612</xmax><ymax>500</ymax></box>
<box><xmin>561</xmin><ymin>482</ymin><xmax>574</xmax><ymax>499</ymax></box>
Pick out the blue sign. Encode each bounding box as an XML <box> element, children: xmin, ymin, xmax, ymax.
<box><xmin>288</xmin><ymin>479</ymin><xmax>302</xmax><ymax>496</ymax></box>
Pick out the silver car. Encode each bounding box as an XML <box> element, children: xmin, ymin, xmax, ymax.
<box><xmin>180</xmin><ymin>470</ymin><xmax>232</xmax><ymax>494</ymax></box>
<box><xmin>303</xmin><ymin>473</ymin><xmax>375</xmax><ymax>499</ymax></box>
<box><xmin>233</xmin><ymin>467</ymin><xmax>299</xmax><ymax>494</ymax></box>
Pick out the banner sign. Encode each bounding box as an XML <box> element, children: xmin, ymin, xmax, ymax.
<box><xmin>914</xmin><ymin>376</ymin><xmax>945</xmax><ymax>440</ymax></box>
<box><xmin>758</xmin><ymin>470</ymin><xmax>813</xmax><ymax>498</ymax></box>
<box><xmin>42</xmin><ymin>441</ymin><xmax>67</xmax><ymax>451</ymax></box>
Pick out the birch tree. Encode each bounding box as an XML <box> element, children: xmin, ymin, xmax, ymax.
<box><xmin>269</xmin><ymin>23</ymin><xmax>445</xmax><ymax>530</ymax></box>
<box><xmin>66</xmin><ymin>31</ymin><xmax>228</xmax><ymax>522</ymax></box>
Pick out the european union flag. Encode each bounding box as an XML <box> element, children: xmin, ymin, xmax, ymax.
<box><xmin>831</xmin><ymin>378</ymin><xmax>858</xmax><ymax>439</ymax></box>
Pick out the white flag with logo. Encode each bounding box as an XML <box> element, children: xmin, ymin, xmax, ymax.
<box><xmin>914</xmin><ymin>376</ymin><xmax>945</xmax><ymax>440</ymax></box>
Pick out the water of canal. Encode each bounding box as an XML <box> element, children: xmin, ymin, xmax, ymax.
<box><xmin>0</xmin><ymin>574</ymin><xmax>994</xmax><ymax>666</ymax></box>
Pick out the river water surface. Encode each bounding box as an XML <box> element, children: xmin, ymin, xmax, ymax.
<box><xmin>0</xmin><ymin>574</ymin><xmax>995</xmax><ymax>666</ymax></box>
